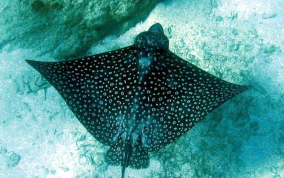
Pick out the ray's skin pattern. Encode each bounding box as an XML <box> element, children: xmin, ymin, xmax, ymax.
<box><xmin>26</xmin><ymin>23</ymin><xmax>250</xmax><ymax>178</ymax></box>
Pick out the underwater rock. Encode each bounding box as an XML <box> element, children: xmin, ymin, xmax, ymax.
<box><xmin>0</xmin><ymin>0</ymin><xmax>162</xmax><ymax>59</ymax></box>
<box><xmin>263</xmin><ymin>44</ymin><xmax>277</xmax><ymax>54</ymax></box>
<box><xmin>2</xmin><ymin>150</ymin><xmax>21</xmax><ymax>168</ymax></box>
<box><xmin>12</xmin><ymin>74</ymin><xmax>49</xmax><ymax>95</ymax></box>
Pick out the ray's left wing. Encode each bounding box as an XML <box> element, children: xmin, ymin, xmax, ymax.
<box><xmin>26</xmin><ymin>46</ymin><xmax>140</xmax><ymax>146</ymax></box>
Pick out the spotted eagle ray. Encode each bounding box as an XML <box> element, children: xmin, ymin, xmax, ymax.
<box><xmin>26</xmin><ymin>23</ymin><xmax>250</xmax><ymax>178</ymax></box>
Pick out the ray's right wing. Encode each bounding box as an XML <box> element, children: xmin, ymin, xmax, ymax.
<box><xmin>140</xmin><ymin>50</ymin><xmax>251</xmax><ymax>151</ymax></box>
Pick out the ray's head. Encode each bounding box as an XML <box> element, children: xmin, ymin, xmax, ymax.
<box><xmin>134</xmin><ymin>23</ymin><xmax>169</xmax><ymax>50</ymax></box>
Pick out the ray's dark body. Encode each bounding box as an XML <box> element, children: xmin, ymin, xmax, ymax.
<box><xmin>26</xmin><ymin>23</ymin><xmax>250</xmax><ymax>178</ymax></box>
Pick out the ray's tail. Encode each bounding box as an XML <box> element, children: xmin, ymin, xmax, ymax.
<box><xmin>105</xmin><ymin>135</ymin><xmax>150</xmax><ymax>178</ymax></box>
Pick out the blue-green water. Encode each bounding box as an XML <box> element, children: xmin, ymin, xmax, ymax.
<box><xmin>0</xmin><ymin>0</ymin><xmax>283</xmax><ymax>177</ymax></box>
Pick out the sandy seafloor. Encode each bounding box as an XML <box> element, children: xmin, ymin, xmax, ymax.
<box><xmin>1</xmin><ymin>0</ymin><xmax>284</xmax><ymax>177</ymax></box>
